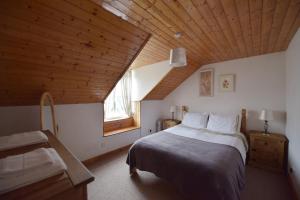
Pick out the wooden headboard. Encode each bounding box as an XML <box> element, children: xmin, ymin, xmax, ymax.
<box><xmin>240</xmin><ymin>108</ymin><xmax>247</xmax><ymax>136</ymax></box>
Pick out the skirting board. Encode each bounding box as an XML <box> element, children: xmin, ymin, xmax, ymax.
<box><xmin>288</xmin><ymin>172</ymin><xmax>299</xmax><ymax>200</ymax></box>
<box><xmin>82</xmin><ymin>144</ymin><xmax>132</xmax><ymax>167</ymax></box>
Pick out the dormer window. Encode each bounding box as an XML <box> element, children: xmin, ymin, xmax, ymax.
<box><xmin>103</xmin><ymin>71</ymin><xmax>140</xmax><ymax>136</ymax></box>
<box><xmin>104</xmin><ymin>71</ymin><xmax>132</xmax><ymax>121</ymax></box>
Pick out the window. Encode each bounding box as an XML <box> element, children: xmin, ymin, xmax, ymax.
<box><xmin>103</xmin><ymin>70</ymin><xmax>140</xmax><ymax>136</ymax></box>
<box><xmin>104</xmin><ymin>71</ymin><xmax>133</xmax><ymax>121</ymax></box>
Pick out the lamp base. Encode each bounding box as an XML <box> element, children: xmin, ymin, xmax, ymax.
<box><xmin>264</xmin><ymin>120</ymin><xmax>269</xmax><ymax>134</ymax></box>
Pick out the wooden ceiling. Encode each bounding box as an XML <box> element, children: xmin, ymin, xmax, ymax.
<box><xmin>94</xmin><ymin>0</ymin><xmax>300</xmax><ymax>100</ymax></box>
<box><xmin>0</xmin><ymin>0</ymin><xmax>150</xmax><ymax>105</ymax></box>
<box><xmin>0</xmin><ymin>0</ymin><xmax>299</xmax><ymax>105</ymax></box>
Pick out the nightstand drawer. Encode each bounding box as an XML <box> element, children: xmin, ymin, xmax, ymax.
<box><xmin>248</xmin><ymin>131</ymin><xmax>287</xmax><ymax>173</ymax></box>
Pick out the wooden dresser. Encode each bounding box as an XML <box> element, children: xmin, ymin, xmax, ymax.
<box><xmin>162</xmin><ymin>119</ymin><xmax>181</xmax><ymax>130</ymax></box>
<box><xmin>0</xmin><ymin>130</ymin><xmax>94</xmax><ymax>200</ymax></box>
<box><xmin>248</xmin><ymin>131</ymin><xmax>288</xmax><ymax>173</ymax></box>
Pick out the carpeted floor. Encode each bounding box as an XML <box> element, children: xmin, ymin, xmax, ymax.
<box><xmin>87</xmin><ymin>148</ymin><xmax>294</xmax><ymax>200</ymax></box>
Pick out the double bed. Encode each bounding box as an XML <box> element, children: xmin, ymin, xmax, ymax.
<box><xmin>127</xmin><ymin>109</ymin><xmax>248</xmax><ymax>200</ymax></box>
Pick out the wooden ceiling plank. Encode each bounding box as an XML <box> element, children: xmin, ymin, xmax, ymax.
<box><xmin>249</xmin><ymin>0</ymin><xmax>263</xmax><ymax>55</ymax></box>
<box><xmin>260</xmin><ymin>0</ymin><xmax>277</xmax><ymax>54</ymax></box>
<box><xmin>281</xmin><ymin>11</ymin><xmax>300</xmax><ymax>50</ymax></box>
<box><xmin>235</xmin><ymin>0</ymin><xmax>254</xmax><ymax>56</ymax></box>
<box><xmin>162</xmin><ymin>0</ymin><xmax>227</xmax><ymax>60</ymax></box>
<box><xmin>188</xmin><ymin>0</ymin><xmax>235</xmax><ymax>59</ymax></box>
<box><xmin>0</xmin><ymin>35</ymin><xmax>133</xmax><ymax>68</ymax></box>
<box><xmin>0</xmin><ymin>0</ymin><xmax>145</xmax><ymax>50</ymax></box>
<box><xmin>52</xmin><ymin>0</ymin><xmax>148</xmax><ymax>42</ymax></box>
<box><xmin>274</xmin><ymin>0</ymin><xmax>300</xmax><ymax>51</ymax></box>
<box><xmin>206</xmin><ymin>0</ymin><xmax>241</xmax><ymax>57</ymax></box>
<box><xmin>0</xmin><ymin>44</ymin><xmax>131</xmax><ymax>73</ymax></box>
<box><xmin>99</xmin><ymin>0</ymin><xmax>206</xmax><ymax>63</ymax></box>
<box><xmin>0</xmin><ymin>27</ymin><xmax>139</xmax><ymax>61</ymax></box>
<box><xmin>150</xmin><ymin>0</ymin><xmax>218</xmax><ymax>61</ymax></box>
<box><xmin>267</xmin><ymin>0</ymin><xmax>291</xmax><ymax>52</ymax></box>
<box><xmin>220</xmin><ymin>0</ymin><xmax>248</xmax><ymax>57</ymax></box>
<box><xmin>121</xmin><ymin>0</ymin><xmax>210</xmax><ymax>62</ymax></box>
<box><xmin>0</xmin><ymin>13</ymin><xmax>141</xmax><ymax>62</ymax></box>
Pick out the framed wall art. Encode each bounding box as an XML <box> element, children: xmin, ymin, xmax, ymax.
<box><xmin>199</xmin><ymin>69</ymin><xmax>214</xmax><ymax>96</ymax></box>
<box><xmin>219</xmin><ymin>74</ymin><xmax>235</xmax><ymax>92</ymax></box>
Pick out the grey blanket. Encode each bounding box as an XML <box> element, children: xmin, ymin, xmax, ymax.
<box><xmin>126</xmin><ymin>131</ymin><xmax>245</xmax><ymax>200</ymax></box>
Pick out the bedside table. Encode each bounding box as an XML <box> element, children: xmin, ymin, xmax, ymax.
<box><xmin>248</xmin><ymin>131</ymin><xmax>288</xmax><ymax>173</ymax></box>
<box><xmin>162</xmin><ymin>119</ymin><xmax>181</xmax><ymax>130</ymax></box>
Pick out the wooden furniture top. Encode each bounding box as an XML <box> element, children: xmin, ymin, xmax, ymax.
<box><xmin>248</xmin><ymin>131</ymin><xmax>287</xmax><ymax>142</ymax></box>
<box><xmin>0</xmin><ymin>130</ymin><xmax>94</xmax><ymax>199</ymax></box>
<box><xmin>43</xmin><ymin>130</ymin><xmax>94</xmax><ymax>186</ymax></box>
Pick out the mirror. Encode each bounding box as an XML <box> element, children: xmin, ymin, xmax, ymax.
<box><xmin>40</xmin><ymin>92</ymin><xmax>58</xmax><ymax>136</ymax></box>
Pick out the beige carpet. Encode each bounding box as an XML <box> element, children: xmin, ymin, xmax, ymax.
<box><xmin>87</xmin><ymin>148</ymin><xmax>294</xmax><ymax>200</ymax></box>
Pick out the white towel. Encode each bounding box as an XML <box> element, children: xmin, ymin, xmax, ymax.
<box><xmin>0</xmin><ymin>148</ymin><xmax>67</xmax><ymax>194</ymax></box>
<box><xmin>0</xmin><ymin>131</ymin><xmax>48</xmax><ymax>151</ymax></box>
<box><xmin>0</xmin><ymin>148</ymin><xmax>54</xmax><ymax>177</ymax></box>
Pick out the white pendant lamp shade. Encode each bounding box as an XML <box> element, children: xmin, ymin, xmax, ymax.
<box><xmin>170</xmin><ymin>48</ymin><xmax>187</xmax><ymax>67</ymax></box>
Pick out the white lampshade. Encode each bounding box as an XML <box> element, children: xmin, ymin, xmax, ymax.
<box><xmin>259</xmin><ymin>109</ymin><xmax>274</xmax><ymax>121</ymax></box>
<box><xmin>170</xmin><ymin>48</ymin><xmax>187</xmax><ymax>67</ymax></box>
<box><xmin>170</xmin><ymin>106</ymin><xmax>176</xmax><ymax>113</ymax></box>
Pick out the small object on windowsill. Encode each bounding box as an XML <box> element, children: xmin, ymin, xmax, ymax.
<box><xmin>162</xmin><ymin>119</ymin><xmax>181</xmax><ymax>130</ymax></box>
<box><xmin>259</xmin><ymin>109</ymin><xmax>274</xmax><ymax>134</ymax></box>
<box><xmin>248</xmin><ymin>130</ymin><xmax>288</xmax><ymax>173</ymax></box>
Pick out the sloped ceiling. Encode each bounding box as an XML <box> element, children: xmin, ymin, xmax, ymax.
<box><xmin>94</xmin><ymin>0</ymin><xmax>300</xmax><ymax>100</ymax></box>
<box><xmin>0</xmin><ymin>0</ymin><xmax>150</xmax><ymax>105</ymax></box>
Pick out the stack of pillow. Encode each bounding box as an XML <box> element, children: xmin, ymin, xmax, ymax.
<box><xmin>181</xmin><ymin>112</ymin><xmax>241</xmax><ymax>134</ymax></box>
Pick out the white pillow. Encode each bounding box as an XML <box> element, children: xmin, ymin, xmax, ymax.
<box><xmin>207</xmin><ymin>113</ymin><xmax>239</xmax><ymax>134</ymax></box>
<box><xmin>182</xmin><ymin>112</ymin><xmax>209</xmax><ymax>129</ymax></box>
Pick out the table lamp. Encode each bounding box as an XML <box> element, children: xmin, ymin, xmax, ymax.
<box><xmin>259</xmin><ymin>109</ymin><xmax>274</xmax><ymax>134</ymax></box>
<box><xmin>170</xmin><ymin>106</ymin><xmax>176</xmax><ymax>120</ymax></box>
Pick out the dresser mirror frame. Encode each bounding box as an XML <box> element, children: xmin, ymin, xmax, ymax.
<box><xmin>40</xmin><ymin>92</ymin><xmax>58</xmax><ymax>136</ymax></box>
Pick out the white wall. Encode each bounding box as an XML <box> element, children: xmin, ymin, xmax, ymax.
<box><xmin>163</xmin><ymin>52</ymin><xmax>286</xmax><ymax>133</ymax></box>
<box><xmin>285</xmin><ymin>28</ymin><xmax>300</xmax><ymax>198</ymax></box>
<box><xmin>140</xmin><ymin>100</ymin><xmax>163</xmax><ymax>137</ymax></box>
<box><xmin>132</xmin><ymin>60</ymin><xmax>172</xmax><ymax>101</ymax></box>
<box><xmin>0</xmin><ymin>106</ymin><xmax>40</xmax><ymax>135</ymax></box>
<box><xmin>0</xmin><ymin>101</ymin><xmax>162</xmax><ymax>161</ymax></box>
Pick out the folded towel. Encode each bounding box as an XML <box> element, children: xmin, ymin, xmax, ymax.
<box><xmin>0</xmin><ymin>131</ymin><xmax>48</xmax><ymax>151</ymax></box>
<box><xmin>0</xmin><ymin>148</ymin><xmax>67</xmax><ymax>194</ymax></box>
<box><xmin>0</xmin><ymin>148</ymin><xmax>54</xmax><ymax>177</ymax></box>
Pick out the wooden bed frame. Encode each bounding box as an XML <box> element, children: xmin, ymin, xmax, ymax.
<box><xmin>240</xmin><ymin>108</ymin><xmax>248</xmax><ymax>140</ymax></box>
<box><xmin>0</xmin><ymin>130</ymin><xmax>94</xmax><ymax>200</ymax></box>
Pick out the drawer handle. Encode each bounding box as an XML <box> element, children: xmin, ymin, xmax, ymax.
<box><xmin>252</xmin><ymin>148</ymin><xmax>256</xmax><ymax>152</ymax></box>
<box><xmin>264</xmin><ymin>142</ymin><xmax>268</xmax><ymax>146</ymax></box>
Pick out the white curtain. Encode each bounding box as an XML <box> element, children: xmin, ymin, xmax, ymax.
<box><xmin>104</xmin><ymin>71</ymin><xmax>132</xmax><ymax>120</ymax></box>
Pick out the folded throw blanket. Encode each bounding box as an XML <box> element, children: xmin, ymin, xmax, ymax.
<box><xmin>0</xmin><ymin>131</ymin><xmax>48</xmax><ymax>151</ymax></box>
<box><xmin>0</xmin><ymin>148</ymin><xmax>53</xmax><ymax>177</ymax></box>
<box><xmin>0</xmin><ymin>148</ymin><xmax>67</xmax><ymax>194</ymax></box>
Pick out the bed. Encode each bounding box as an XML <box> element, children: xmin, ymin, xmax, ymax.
<box><xmin>127</xmin><ymin>109</ymin><xmax>248</xmax><ymax>200</ymax></box>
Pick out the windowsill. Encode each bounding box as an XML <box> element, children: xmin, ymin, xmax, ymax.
<box><xmin>104</xmin><ymin>116</ymin><xmax>130</xmax><ymax>122</ymax></box>
<box><xmin>103</xmin><ymin>126</ymin><xmax>140</xmax><ymax>137</ymax></box>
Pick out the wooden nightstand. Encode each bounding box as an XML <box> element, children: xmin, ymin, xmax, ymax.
<box><xmin>248</xmin><ymin>131</ymin><xmax>288</xmax><ymax>173</ymax></box>
<box><xmin>162</xmin><ymin>119</ymin><xmax>181</xmax><ymax>130</ymax></box>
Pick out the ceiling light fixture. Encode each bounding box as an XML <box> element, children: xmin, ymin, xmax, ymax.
<box><xmin>174</xmin><ymin>32</ymin><xmax>182</xmax><ymax>39</ymax></box>
<box><xmin>170</xmin><ymin>48</ymin><xmax>187</xmax><ymax>68</ymax></box>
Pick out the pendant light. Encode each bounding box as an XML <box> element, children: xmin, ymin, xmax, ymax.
<box><xmin>169</xmin><ymin>47</ymin><xmax>187</xmax><ymax>67</ymax></box>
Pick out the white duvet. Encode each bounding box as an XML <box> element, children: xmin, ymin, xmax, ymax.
<box><xmin>164</xmin><ymin>124</ymin><xmax>248</xmax><ymax>164</ymax></box>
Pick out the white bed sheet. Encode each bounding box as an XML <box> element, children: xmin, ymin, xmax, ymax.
<box><xmin>164</xmin><ymin>124</ymin><xmax>248</xmax><ymax>163</ymax></box>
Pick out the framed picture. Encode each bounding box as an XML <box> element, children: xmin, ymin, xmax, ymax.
<box><xmin>219</xmin><ymin>74</ymin><xmax>235</xmax><ymax>92</ymax></box>
<box><xmin>199</xmin><ymin>69</ymin><xmax>214</xmax><ymax>96</ymax></box>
